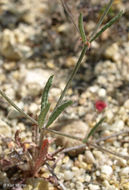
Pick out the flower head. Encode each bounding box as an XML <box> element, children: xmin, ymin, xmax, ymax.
<box><xmin>95</xmin><ymin>100</ymin><xmax>107</xmax><ymax>112</ymax></box>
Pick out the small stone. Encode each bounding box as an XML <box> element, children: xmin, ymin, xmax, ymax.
<box><xmin>54</xmin><ymin>120</ymin><xmax>89</xmax><ymax>156</ymax></box>
<box><xmin>0</xmin><ymin>120</ymin><xmax>11</xmax><ymax>137</ymax></box>
<box><xmin>101</xmin><ymin>165</ymin><xmax>113</xmax><ymax>176</ymax></box>
<box><xmin>89</xmin><ymin>86</ymin><xmax>99</xmax><ymax>93</ymax></box>
<box><xmin>57</xmin><ymin>23</ymin><xmax>70</xmax><ymax>33</ymax></box>
<box><xmin>111</xmin><ymin>120</ymin><xmax>124</xmax><ymax>131</ymax></box>
<box><xmin>120</xmin><ymin>167</ymin><xmax>129</xmax><ymax>176</ymax></box>
<box><xmin>116</xmin><ymin>158</ymin><xmax>127</xmax><ymax>167</ymax></box>
<box><xmin>0</xmin><ymin>29</ymin><xmax>31</xmax><ymax>60</ymax></box>
<box><xmin>29</xmin><ymin>103</ymin><xmax>38</xmax><ymax>113</ymax></box>
<box><xmin>123</xmin><ymin>182</ymin><xmax>129</xmax><ymax>190</ymax></box>
<box><xmin>76</xmin><ymin>181</ymin><xmax>84</xmax><ymax>190</ymax></box>
<box><xmin>85</xmin><ymin>150</ymin><xmax>96</xmax><ymax>164</ymax></box>
<box><xmin>106</xmin><ymin>110</ymin><xmax>114</xmax><ymax>121</ymax></box>
<box><xmin>8</xmin><ymin>109</ymin><xmax>22</xmax><ymax>119</ymax></box>
<box><xmin>8</xmin><ymin>102</ymin><xmax>24</xmax><ymax>119</ymax></box>
<box><xmin>25</xmin><ymin>69</ymin><xmax>53</xmax><ymax>86</ymax></box>
<box><xmin>66</xmin><ymin>56</ymin><xmax>78</xmax><ymax>67</ymax></box>
<box><xmin>98</xmin><ymin>88</ymin><xmax>106</xmax><ymax>97</ymax></box>
<box><xmin>88</xmin><ymin>184</ymin><xmax>100</xmax><ymax>190</ymax></box>
<box><xmin>124</xmin><ymin>99</ymin><xmax>129</xmax><ymax>109</ymax></box>
<box><xmin>104</xmin><ymin>43</ymin><xmax>120</xmax><ymax>62</ymax></box>
<box><xmin>64</xmin><ymin>170</ymin><xmax>74</xmax><ymax>180</ymax></box>
<box><xmin>27</xmin><ymin>83</ymin><xmax>41</xmax><ymax>97</ymax></box>
<box><xmin>85</xmin><ymin>174</ymin><xmax>91</xmax><ymax>182</ymax></box>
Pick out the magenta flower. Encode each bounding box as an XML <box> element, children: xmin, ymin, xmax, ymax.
<box><xmin>95</xmin><ymin>100</ymin><xmax>107</xmax><ymax>112</ymax></box>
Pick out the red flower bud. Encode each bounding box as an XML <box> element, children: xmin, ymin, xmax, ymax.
<box><xmin>95</xmin><ymin>100</ymin><xmax>107</xmax><ymax>112</ymax></box>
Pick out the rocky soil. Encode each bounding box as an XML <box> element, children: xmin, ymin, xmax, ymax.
<box><xmin>0</xmin><ymin>0</ymin><xmax>129</xmax><ymax>189</ymax></box>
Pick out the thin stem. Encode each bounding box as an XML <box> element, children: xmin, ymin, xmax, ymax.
<box><xmin>54</xmin><ymin>45</ymin><xmax>88</xmax><ymax>109</ymax></box>
<box><xmin>90</xmin><ymin>0</ymin><xmax>114</xmax><ymax>39</ymax></box>
<box><xmin>0</xmin><ymin>89</ymin><xmax>84</xmax><ymax>141</ymax></box>
<box><xmin>95</xmin><ymin>129</ymin><xmax>129</xmax><ymax>143</ymax></box>
<box><xmin>1</xmin><ymin>88</ymin><xmax>128</xmax><ymax>147</ymax></box>
<box><xmin>47</xmin><ymin>128</ymin><xmax>82</xmax><ymax>141</ymax></box>
<box><xmin>62</xmin><ymin>142</ymin><xmax>129</xmax><ymax>160</ymax></box>
<box><xmin>90</xmin><ymin>10</ymin><xmax>124</xmax><ymax>43</ymax></box>
<box><xmin>90</xmin><ymin>143</ymin><xmax>129</xmax><ymax>160</ymax></box>
<box><xmin>0</xmin><ymin>89</ymin><xmax>37</xmax><ymax>125</ymax></box>
<box><xmin>60</xmin><ymin>0</ymin><xmax>80</xmax><ymax>34</ymax></box>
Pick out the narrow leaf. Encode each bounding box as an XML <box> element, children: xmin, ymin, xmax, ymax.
<box><xmin>34</xmin><ymin>139</ymin><xmax>49</xmax><ymax>175</ymax></box>
<box><xmin>38</xmin><ymin>103</ymin><xmax>50</xmax><ymax>128</ymax></box>
<box><xmin>90</xmin><ymin>0</ymin><xmax>114</xmax><ymax>39</ymax></box>
<box><xmin>90</xmin><ymin>10</ymin><xmax>124</xmax><ymax>43</ymax></box>
<box><xmin>41</xmin><ymin>75</ymin><xmax>53</xmax><ymax>110</ymax></box>
<box><xmin>83</xmin><ymin>117</ymin><xmax>105</xmax><ymax>143</ymax></box>
<box><xmin>46</xmin><ymin>100</ymin><xmax>73</xmax><ymax>128</ymax></box>
<box><xmin>78</xmin><ymin>13</ymin><xmax>86</xmax><ymax>43</ymax></box>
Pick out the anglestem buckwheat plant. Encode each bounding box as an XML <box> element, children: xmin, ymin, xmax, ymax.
<box><xmin>0</xmin><ymin>0</ymin><xmax>126</xmax><ymax>189</ymax></box>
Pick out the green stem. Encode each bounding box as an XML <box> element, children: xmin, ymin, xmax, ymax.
<box><xmin>90</xmin><ymin>0</ymin><xmax>114</xmax><ymax>39</ymax></box>
<box><xmin>0</xmin><ymin>89</ymin><xmax>84</xmax><ymax>141</ymax></box>
<box><xmin>0</xmin><ymin>89</ymin><xmax>37</xmax><ymax>125</ymax></box>
<box><xmin>54</xmin><ymin>45</ymin><xmax>88</xmax><ymax>109</ymax></box>
<box><xmin>90</xmin><ymin>10</ymin><xmax>124</xmax><ymax>43</ymax></box>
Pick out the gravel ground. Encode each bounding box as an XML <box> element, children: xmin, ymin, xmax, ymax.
<box><xmin>0</xmin><ymin>0</ymin><xmax>129</xmax><ymax>189</ymax></box>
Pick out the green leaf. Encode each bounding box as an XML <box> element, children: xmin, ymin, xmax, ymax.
<box><xmin>41</xmin><ymin>75</ymin><xmax>54</xmax><ymax>110</ymax></box>
<box><xmin>78</xmin><ymin>13</ymin><xmax>86</xmax><ymax>43</ymax></box>
<box><xmin>90</xmin><ymin>10</ymin><xmax>124</xmax><ymax>43</ymax></box>
<box><xmin>38</xmin><ymin>103</ymin><xmax>50</xmax><ymax>128</ymax></box>
<box><xmin>46</xmin><ymin>100</ymin><xmax>73</xmax><ymax>128</ymax></box>
<box><xmin>83</xmin><ymin>117</ymin><xmax>105</xmax><ymax>143</ymax></box>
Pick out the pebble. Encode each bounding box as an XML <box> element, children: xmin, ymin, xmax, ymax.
<box><xmin>64</xmin><ymin>171</ymin><xmax>74</xmax><ymax>181</ymax></box>
<box><xmin>120</xmin><ymin>167</ymin><xmax>129</xmax><ymax>176</ymax></box>
<box><xmin>25</xmin><ymin>69</ymin><xmax>53</xmax><ymax>87</ymax></box>
<box><xmin>124</xmin><ymin>99</ymin><xmax>129</xmax><ymax>109</ymax></box>
<box><xmin>85</xmin><ymin>150</ymin><xmax>96</xmax><ymax>164</ymax></box>
<box><xmin>106</xmin><ymin>110</ymin><xmax>114</xmax><ymax>121</ymax></box>
<box><xmin>0</xmin><ymin>119</ymin><xmax>11</xmax><ymax>137</ymax></box>
<box><xmin>88</xmin><ymin>184</ymin><xmax>100</xmax><ymax>190</ymax></box>
<box><xmin>7</xmin><ymin>102</ymin><xmax>24</xmax><ymax>119</ymax></box>
<box><xmin>54</xmin><ymin>120</ymin><xmax>89</xmax><ymax>156</ymax></box>
<box><xmin>26</xmin><ymin>83</ymin><xmax>41</xmax><ymax>97</ymax></box>
<box><xmin>98</xmin><ymin>88</ymin><xmax>106</xmax><ymax>97</ymax></box>
<box><xmin>111</xmin><ymin>120</ymin><xmax>124</xmax><ymax>131</ymax></box>
<box><xmin>101</xmin><ymin>165</ymin><xmax>113</xmax><ymax>176</ymax></box>
<box><xmin>104</xmin><ymin>43</ymin><xmax>120</xmax><ymax>62</ymax></box>
<box><xmin>76</xmin><ymin>181</ymin><xmax>84</xmax><ymax>190</ymax></box>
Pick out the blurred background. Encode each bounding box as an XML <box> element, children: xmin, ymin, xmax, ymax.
<box><xmin>0</xmin><ymin>0</ymin><xmax>129</xmax><ymax>124</ymax></box>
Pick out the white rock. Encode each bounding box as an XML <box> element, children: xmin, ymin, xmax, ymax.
<box><xmin>29</xmin><ymin>103</ymin><xmax>38</xmax><ymax>113</ymax></box>
<box><xmin>85</xmin><ymin>150</ymin><xmax>96</xmax><ymax>164</ymax></box>
<box><xmin>101</xmin><ymin>165</ymin><xmax>113</xmax><ymax>176</ymax></box>
<box><xmin>85</xmin><ymin>174</ymin><xmax>91</xmax><ymax>182</ymax></box>
<box><xmin>98</xmin><ymin>88</ymin><xmax>106</xmax><ymax>97</ymax></box>
<box><xmin>106</xmin><ymin>110</ymin><xmax>114</xmax><ymax>121</ymax></box>
<box><xmin>89</xmin><ymin>86</ymin><xmax>99</xmax><ymax>93</ymax></box>
<box><xmin>88</xmin><ymin>184</ymin><xmax>100</xmax><ymax>190</ymax></box>
<box><xmin>25</xmin><ymin>69</ymin><xmax>53</xmax><ymax>86</ymax></box>
<box><xmin>111</xmin><ymin>120</ymin><xmax>124</xmax><ymax>131</ymax></box>
<box><xmin>104</xmin><ymin>43</ymin><xmax>120</xmax><ymax>62</ymax></box>
<box><xmin>116</xmin><ymin>158</ymin><xmax>127</xmax><ymax>167</ymax></box>
<box><xmin>0</xmin><ymin>29</ymin><xmax>31</xmax><ymax>60</ymax></box>
<box><xmin>27</xmin><ymin>83</ymin><xmax>41</xmax><ymax>97</ymax></box>
<box><xmin>8</xmin><ymin>102</ymin><xmax>24</xmax><ymax>119</ymax></box>
<box><xmin>0</xmin><ymin>119</ymin><xmax>11</xmax><ymax>137</ymax></box>
<box><xmin>124</xmin><ymin>99</ymin><xmax>129</xmax><ymax>109</ymax></box>
<box><xmin>120</xmin><ymin>167</ymin><xmax>129</xmax><ymax>176</ymax></box>
<box><xmin>64</xmin><ymin>171</ymin><xmax>74</xmax><ymax>180</ymax></box>
<box><xmin>76</xmin><ymin>181</ymin><xmax>84</xmax><ymax>190</ymax></box>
